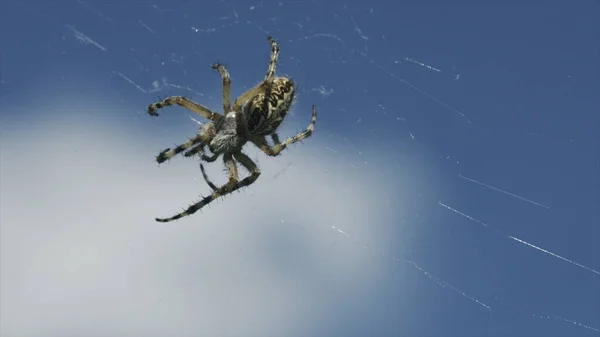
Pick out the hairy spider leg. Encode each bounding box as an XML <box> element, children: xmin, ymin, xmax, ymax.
<box><xmin>192</xmin><ymin>147</ymin><xmax>221</xmax><ymax>192</ymax></box>
<box><xmin>156</xmin><ymin>134</ymin><xmax>205</xmax><ymax>163</ymax></box>
<box><xmin>264</xmin><ymin>36</ymin><xmax>280</xmax><ymax>81</ymax></box>
<box><xmin>232</xmin><ymin>36</ymin><xmax>281</xmax><ymax>112</ymax></box>
<box><xmin>155</xmin><ymin>121</ymin><xmax>218</xmax><ymax>163</ymax></box>
<box><xmin>270</xmin><ymin>133</ymin><xmax>281</xmax><ymax>145</ymax></box>
<box><xmin>183</xmin><ymin>144</ymin><xmax>219</xmax><ymax>162</ymax></box>
<box><xmin>212</xmin><ymin>63</ymin><xmax>231</xmax><ymax>112</ymax></box>
<box><xmin>252</xmin><ymin>105</ymin><xmax>317</xmax><ymax>157</ymax></box>
<box><xmin>256</xmin><ymin>36</ymin><xmax>281</xmax><ymax>115</ymax></box>
<box><xmin>155</xmin><ymin>152</ymin><xmax>261</xmax><ymax>222</ymax></box>
<box><xmin>147</xmin><ymin>96</ymin><xmax>223</xmax><ymax>121</ymax></box>
<box><xmin>200</xmin><ymin>163</ymin><xmax>219</xmax><ymax>191</ymax></box>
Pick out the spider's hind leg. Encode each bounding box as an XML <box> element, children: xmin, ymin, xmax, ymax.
<box><xmin>212</xmin><ymin>63</ymin><xmax>231</xmax><ymax>112</ymax></box>
<box><xmin>264</xmin><ymin>36</ymin><xmax>280</xmax><ymax>81</ymax></box>
<box><xmin>270</xmin><ymin>132</ymin><xmax>281</xmax><ymax>145</ymax></box>
<box><xmin>254</xmin><ymin>105</ymin><xmax>317</xmax><ymax>157</ymax></box>
<box><xmin>232</xmin><ymin>36</ymin><xmax>281</xmax><ymax>112</ymax></box>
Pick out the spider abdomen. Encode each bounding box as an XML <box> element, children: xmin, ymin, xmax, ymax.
<box><xmin>245</xmin><ymin>77</ymin><xmax>295</xmax><ymax>135</ymax></box>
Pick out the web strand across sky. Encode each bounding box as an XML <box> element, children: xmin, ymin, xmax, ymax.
<box><xmin>3</xmin><ymin>0</ymin><xmax>599</xmax><ymax>335</ymax></box>
<box><xmin>69</xmin><ymin>1</ymin><xmax>600</xmax><ymax>334</ymax></box>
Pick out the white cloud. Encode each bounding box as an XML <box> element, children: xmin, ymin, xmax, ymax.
<box><xmin>0</xmin><ymin>100</ymin><xmax>414</xmax><ymax>336</ymax></box>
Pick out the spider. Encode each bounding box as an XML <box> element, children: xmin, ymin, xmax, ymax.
<box><xmin>147</xmin><ymin>36</ymin><xmax>317</xmax><ymax>223</ymax></box>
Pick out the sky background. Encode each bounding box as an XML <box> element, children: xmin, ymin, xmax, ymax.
<box><xmin>1</xmin><ymin>0</ymin><xmax>599</xmax><ymax>336</ymax></box>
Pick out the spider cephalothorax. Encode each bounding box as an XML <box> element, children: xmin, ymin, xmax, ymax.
<box><xmin>146</xmin><ymin>36</ymin><xmax>317</xmax><ymax>222</ymax></box>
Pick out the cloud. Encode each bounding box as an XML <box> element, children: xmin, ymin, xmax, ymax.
<box><xmin>0</xmin><ymin>100</ymin><xmax>408</xmax><ymax>336</ymax></box>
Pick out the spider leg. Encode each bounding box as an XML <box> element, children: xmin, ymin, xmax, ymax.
<box><xmin>183</xmin><ymin>143</ymin><xmax>205</xmax><ymax>157</ymax></box>
<box><xmin>253</xmin><ymin>105</ymin><xmax>317</xmax><ymax>157</ymax></box>
<box><xmin>148</xmin><ymin>96</ymin><xmax>223</xmax><ymax>121</ymax></box>
<box><xmin>197</xmin><ymin>147</ymin><xmax>226</xmax><ymax>191</ymax></box>
<box><xmin>156</xmin><ymin>122</ymin><xmax>217</xmax><ymax>163</ymax></box>
<box><xmin>183</xmin><ymin>144</ymin><xmax>219</xmax><ymax>162</ymax></box>
<box><xmin>232</xmin><ymin>83</ymin><xmax>267</xmax><ymax>113</ymax></box>
<box><xmin>270</xmin><ymin>132</ymin><xmax>281</xmax><ymax>145</ymax></box>
<box><xmin>201</xmin><ymin>153</ymin><xmax>219</xmax><ymax>162</ymax></box>
<box><xmin>231</xmin><ymin>151</ymin><xmax>261</xmax><ymax>192</ymax></box>
<box><xmin>264</xmin><ymin>36</ymin><xmax>280</xmax><ymax>81</ymax></box>
<box><xmin>232</xmin><ymin>36</ymin><xmax>280</xmax><ymax>112</ymax></box>
<box><xmin>198</xmin><ymin>151</ymin><xmax>260</xmax><ymax>195</ymax></box>
<box><xmin>199</xmin><ymin>163</ymin><xmax>219</xmax><ymax>191</ymax></box>
<box><xmin>156</xmin><ymin>134</ymin><xmax>204</xmax><ymax>163</ymax></box>
<box><xmin>212</xmin><ymin>63</ymin><xmax>231</xmax><ymax>112</ymax></box>
<box><xmin>155</xmin><ymin>152</ymin><xmax>260</xmax><ymax>223</ymax></box>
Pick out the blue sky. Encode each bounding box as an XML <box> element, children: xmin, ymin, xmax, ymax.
<box><xmin>1</xmin><ymin>0</ymin><xmax>599</xmax><ymax>336</ymax></box>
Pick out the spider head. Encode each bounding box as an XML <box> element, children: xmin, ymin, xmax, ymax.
<box><xmin>208</xmin><ymin>111</ymin><xmax>249</xmax><ymax>154</ymax></box>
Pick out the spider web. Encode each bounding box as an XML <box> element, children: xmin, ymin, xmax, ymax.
<box><xmin>1</xmin><ymin>0</ymin><xmax>599</xmax><ymax>336</ymax></box>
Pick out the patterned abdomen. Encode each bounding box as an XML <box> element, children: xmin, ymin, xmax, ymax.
<box><xmin>245</xmin><ymin>77</ymin><xmax>295</xmax><ymax>136</ymax></box>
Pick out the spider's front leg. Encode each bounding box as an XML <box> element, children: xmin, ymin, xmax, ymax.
<box><xmin>184</xmin><ymin>143</ymin><xmax>219</xmax><ymax>162</ymax></box>
<box><xmin>147</xmin><ymin>96</ymin><xmax>223</xmax><ymax>122</ymax></box>
<box><xmin>155</xmin><ymin>152</ymin><xmax>261</xmax><ymax>222</ymax></box>
<box><xmin>155</xmin><ymin>123</ymin><xmax>217</xmax><ymax>163</ymax></box>
<box><xmin>253</xmin><ymin>105</ymin><xmax>317</xmax><ymax>157</ymax></box>
<box><xmin>155</xmin><ymin>134</ymin><xmax>204</xmax><ymax>163</ymax></box>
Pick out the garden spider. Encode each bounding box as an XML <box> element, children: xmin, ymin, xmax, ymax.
<box><xmin>147</xmin><ymin>36</ymin><xmax>317</xmax><ymax>223</ymax></box>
